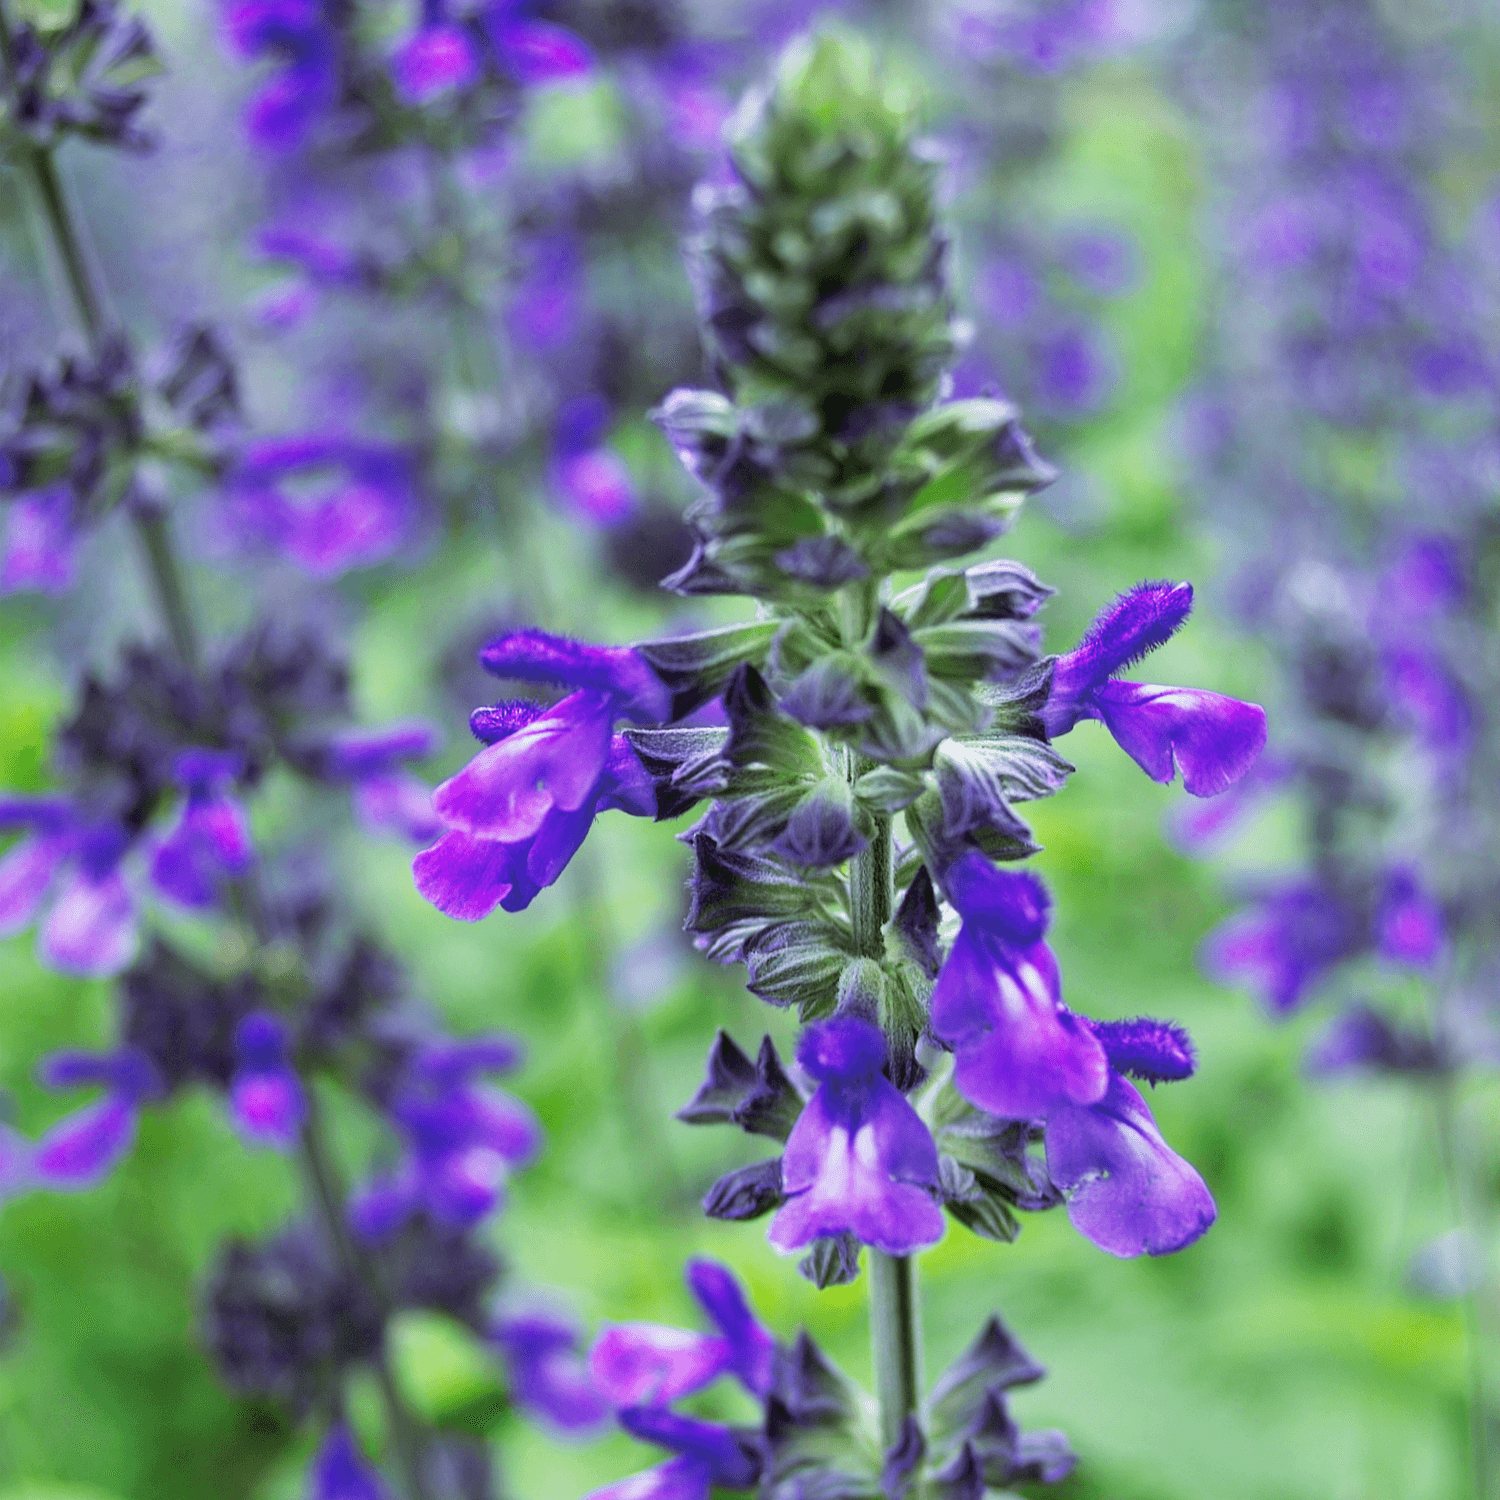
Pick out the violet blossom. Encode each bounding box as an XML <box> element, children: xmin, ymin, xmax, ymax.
<box><xmin>27</xmin><ymin>1047</ymin><xmax>161</xmax><ymax>1190</ymax></box>
<box><xmin>414</xmin><ymin>629</ymin><xmax>670</xmax><ymax>918</ymax></box>
<box><xmin>929</xmin><ymin>855</ymin><xmax>1109</xmax><ymax>1121</ymax></box>
<box><xmin>1041</xmin><ymin>580</ymin><xmax>1267</xmax><ymax>796</ymax></box>
<box><xmin>288</xmin><ymin>720</ymin><xmax>442</xmax><ymax>843</ymax></box>
<box><xmin>229</xmin><ymin>1011</ymin><xmax>306</xmax><ymax>1150</ymax></box>
<box><xmin>766</xmin><ymin>1017</ymin><xmax>944</xmax><ymax>1258</ymax></box>
<box><xmin>1044</xmin><ymin>1017</ymin><xmax>1216</xmax><ymax>1257</ymax></box>
<box><xmin>309</xmin><ymin>1421</ymin><xmax>386</xmax><ymax>1500</ymax></box>
<box><xmin>149</xmin><ymin>749</ymin><xmax>254</xmax><ymax>910</ymax></box>
<box><xmin>591</xmin><ymin>1258</ymin><xmax>776</xmax><ymax>1407</ymax></box>
<box><xmin>0</xmin><ymin>795</ymin><xmax>138</xmax><ymax>978</ymax></box>
<box><xmin>1</xmin><ymin>485</ymin><xmax>78</xmax><ymax>595</ymax></box>
<box><xmin>492</xmin><ymin>1310</ymin><xmax>609</xmax><ymax>1433</ymax></box>
<box><xmin>349</xmin><ymin>1033</ymin><xmax>540</xmax><ymax>1236</ymax></box>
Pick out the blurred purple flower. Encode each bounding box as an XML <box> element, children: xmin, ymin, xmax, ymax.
<box><xmin>1203</xmin><ymin>882</ymin><xmax>1360</xmax><ymax>1014</ymax></box>
<box><xmin>290</xmin><ymin>721</ymin><xmax>442</xmax><ymax>842</ymax></box>
<box><xmin>391</xmin><ymin>23</ymin><xmax>479</xmax><ymax>102</ymax></box>
<box><xmin>0</xmin><ymin>795</ymin><xmax>138</xmax><ymax>977</ymax></box>
<box><xmin>1</xmin><ymin>487</ymin><xmax>78</xmax><ymax>595</ymax></box>
<box><xmin>149</xmin><ymin>749</ymin><xmax>254</xmax><ymax>910</ymax></box>
<box><xmin>308</xmin><ymin>1421</ymin><xmax>386</xmax><ymax>1500</ymax></box>
<box><xmin>590</xmin><ymin>1409</ymin><xmax>760</xmax><ymax>1500</ymax></box>
<box><xmin>224</xmin><ymin>437</ymin><xmax>417</xmax><ymax>578</ymax></box>
<box><xmin>1374</xmin><ymin>868</ymin><xmax>1443</xmax><ymax>969</ymax></box>
<box><xmin>223</xmin><ymin>0</ymin><xmax>338</xmax><ymax>151</ymax></box>
<box><xmin>493</xmin><ymin>1310</ymin><xmax>609</xmax><ymax>1433</ymax></box>
<box><xmin>349</xmin><ymin>1033</ymin><xmax>539</xmax><ymax>1235</ymax></box>
<box><xmin>28</xmin><ymin>1047</ymin><xmax>160</xmax><ymax>1190</ymax></box>
<box><xmin>229</xmin><ymin>1011</ymin><xmax>306</xmax><ymax>1149</ymax></box>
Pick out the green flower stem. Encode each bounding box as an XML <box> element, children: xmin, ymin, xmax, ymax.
<box><xmin>299</xmin><ymin>1101</ymin><xmax>433</xmax><ymax>1500</ymax></box>
<box><xmin>132</xmin><ymin>504</ymin><xmax>200</xmax><ymax>668</ymax></box>
<box><xmin>869</xmin><ymin>1248</ymin><xmax>921</xmax><ymax>1451</ymax></box>
<box><xmin>846</xmin><ymin>753</ymin><xmax>920</xmax><ymax>1447</ymax></box>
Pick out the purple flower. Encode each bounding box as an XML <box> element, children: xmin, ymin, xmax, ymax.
<box><xmin>1045</xmin><ymin>1074</ymin><xmax>1215</xmax><ymax>1257</ymax></box>
<box><xmin>488</xmin><ymin>13</ymin><xmax>591</xmax><ymax>84</ymax></box>
<box><xmin>1042</xmin><ymin>581</ymin><xmax>1267</xmax><ymax>797</ymax></box>
<box><xmin>415</xmin><ymin>630</ymin><xmax>670</xmax><ymax>919</ymax></box>
<box><xmin>390</xmin><ymin>23</ymin><xmax>479</xmax><ymax>102</ymax></box>
<box><xmin>1380</xmin><ymin>644</ymin><xmax>1470</xmax><ymax>756</ymax></box>
<box><xmin>1375</xmin><ymin>868</ymin><xmax>1443</xmax><ymax>969</ymax></box>
<box><xmin>766</xmin><ymin>1018</ymin><xmax>943</xmax><ymax>1258</ymax></box>
<box><xmin>1166</xmin><ymin>752</ymin><xmax>1289</xmax><ymax>853</ymax></box>
<box><xmin>0</xmin><ymin>796</ymin><xmax>138</xmax><ymax>978</ymax></box>
<box><xmin>493</xmin><ymin>1310</ymin><xmax>609</xmax><ymax>1434</ymax></box>
<box><xmin>588</xmin><ymin>1410</ymin><xmax>760</xmax><ymax>1500</ymax></box>
<box><xmin>929</xmin><ymin>855</ymin><xmax>1108</xmax><ymax>1121</ymax></box>
<box><xmin>1029</xmin><ymin>323</ymin><xmax>1116</xmax><ymax>419</ymax></box>
<box><xmin>28</xmin><ymin>1048</ymin><xmax>160</xmax><ymax>1190</ymax></box>
<box><xmin>222</xmin><ymin>0</ymin><xmax>337</xmax><ymax>150</ymax></box>
<box><xmin>292</xmin><ymin>721</ymin><xmax>442</xmax><ymax>843</ymax></box>
<box><xmin>349</xmin><ymin>1033</ymin><xmax>539</xmax><ymax>1235</ymax></box>
<box><xmin>554</xmin><ymin>448</ymin><xmax>639</xmax><ymax>528</ymax></box>
<box><xmin>149</xmin><ymin>750</ymin><xmax>254</xmax><ymax>910</ymax></box>
<box><xmin>308</xmin><ymin>1421</ymin><xmax>386</xmax><ymax>1500</ymax></box>
<box><xmin>229</xmin><ymin>1012</ymin><xmax>305</xmax><ymax>1149</ymax></box>
<box><xmin>1203</xmin><ymin>882</ymin><xmax>1361</xmax><ymax>1015</ymax></box>
<box><xmin>224</xmin><ymin>437</ymin><xmax>416</xmax><ymax>578</ymax></box>
<box><xmin>1</xmin><ymin>487</ymin><xmax>78</xmax><ymax>595</ymax></box>
<box><xmin>591</xmin><ymin>1259</ymin><xmax>775</xmax><ymax>1407</ymax></box>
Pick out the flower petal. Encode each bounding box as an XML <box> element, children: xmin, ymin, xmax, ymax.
<box><xmin>1045</xmin><ymin>1075</ymin><xmax>1215</xmax><ymax>1257</ymax></box>
<box><xmin>38</xmin><ymin>869</ymin><xmax>138</xmax><ymax>977</ymax></box>
<box><xmin>32</xmin><ymin>1095</ymin><xmax>138</xmax><ymax>1188</ymax></box>
<box><xmin>0</xmin><ymin>835</ymin><xmax>68</xmax><ymax>936</ymax></box>
<box><xmin>413</xmin><ymin>830</ymin><xmax>516</xmax><ymax>921</ymax></box>
<box><xmin>1090</xmin><ymin>681</ymin><xmax>1267</xmax><ymax>797</ymax></box>
<box><xmin>589</xmin><ymin>1324</ymin><xmax>733</xmax><ymax>1406</ymax></box>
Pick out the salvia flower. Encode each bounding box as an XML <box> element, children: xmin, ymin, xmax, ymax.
<box><xmin>930</xmin><ymin>855</ymin><xmax>1108</xmax><ymax>1121</ymax></box>
<box><xmin>149</xmin><ymin>749</ymin><xmax>254</xmax><ymax>909</ymax></box>
<box><xmin>1041</xmin><ymin>581</ymin><xmax>1267</xmax><ymax>796</ymax></box>
<box><xmin>229</xmin><ymin>1012</ymin><xmax>306</xmax><ymax>1149</ymax></box>
<box><xmin>767</xmin><ymin>1017</ymin><xmax>944</xmax><ymax>1258</ymax></box>
<box><xmin>27</xmin><ymin>1047</ymin><xmax>161</xmax><ymax>1190</ymax></box>
<box><xmin>492</xmin><ymin>1310</ymin><xmax>609</xmax><ymax>1434</ymax></box>
<box><xmin>591</xmin><ymin>1257</ymin><xmax>777</xmax><ymax>1406</ymax></box>
<box><xmin>414</xmin><ymin>629</ymin><xmax>671</xmax><ymax>918</ymax></box>
<box><xmin>287</xmin><ymin>721</ymin><xmax>442</xmax><ymax>843</ymax></box>
<box><xmin>1045</xmin><ymin>1018</ymin><xmax>1216</xmax><ymax>1257</ymax></box>
<box><xmin>350</xmin><ymin>1033</ymin><xmax>540</xmax><ymax>1235</ymax></box>
<box><xmin>1</xmin><ymin>486</ymin><xmax>79</xmax><ymax>595</ymax></box>
<box><xmin>223</xmin><ymin>436</ymin><xmax>416</xmax><ymax>578</ymax></box>
<box><xmin>308</xmin><ymin>1420</ymin><xmax>386</xmax><ymax>1500</ymax></box>
<box><xmin>0</xmin><ymin>796</ymin><xmax>138</xmax><ymax>978</ymax></box>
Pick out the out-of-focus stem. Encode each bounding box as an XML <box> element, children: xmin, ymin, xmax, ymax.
<box><xmin>299</xmin><ymin>1101</ymin><xmax>432</xmax><ymax>1500</ymax></box>
<box><xmin>0</xmin><ymin>8</ymin><xmax>199</xmax><ymax>669</ymax></box>
<box><xmin>1434</xmin><ymin>1083</ymin><xmax>1491</xmax><ymax>1500</ymax></box>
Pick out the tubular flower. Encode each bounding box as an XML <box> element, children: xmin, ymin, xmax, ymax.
<box><xmin>0</xmin><ymin>795</ymin><xmax>138</xmax><ymax>978</ymax></box>
<box><xmin>349</xmin><ymin>1033</ymin><xmax>540</xmax><ymax>1235</ymax></box>
<box><xmin>27</xmin><ymin>1047</ymin><xmax>161</xmax><ymax>1190</ymax></box>
<box><xmin>149</xmin><ymin>750</ymin><xmax>254</xmax><ymax>910</ymax></box>
<box><xmin>1045</xmin><ymin>1018</ymin><xmax>1216</xmax><ymax>1257</ymax></box>
<box><xmin>414</xmin><ymin>629</ymin><xmax>672</xmax><ymax>918</ymax></box>
<box><xmin>930</xmin><ymin>855</ymin><xmax>1108</xmax><ymax>1121</ymax></box>
<box><xmin>767</xmin><ymin>1018</ymin><xmax>944</xmax><ymax>1258</ymax></box>
<box><xmin>228</xmin><ymin>1011</ymin><xmax>306</xmax><ymax>1150</ymax></box>
<box><xmin>1041</xmin><ymin>580</ymin><xmax>1267</xmax><ymax>796</ymax></box>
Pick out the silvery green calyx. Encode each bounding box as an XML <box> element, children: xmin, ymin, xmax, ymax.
<box><xmin>417</xmin><ymin>27</ymin><xmax>1267</xmax><ymax>1491</ymax></box>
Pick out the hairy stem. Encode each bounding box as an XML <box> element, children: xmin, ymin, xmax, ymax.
<box><xmin>869</xmin><ymin>1248</ymin><xmax>921</xmax><ymax>1450</ymax></box>
<box><xmin>846</xmin><ymin>754</ymin><xmax>919</xmax><ymax>1445</ymax></box>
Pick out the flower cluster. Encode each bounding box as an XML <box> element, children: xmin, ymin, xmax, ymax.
<box><xmin>1180</xmin><ymin>0</ymin><xmax>1500</xmax><ymax>1086</ymax></box>
<box><xmin>586</xmin><ymin>1258</ymin><xmax>1074</xmax><ymax>1500</ymax></box>
<box><xmin>0</xmin><ymin>4</ymin><xmax>608</xmax><ymax>1490</ymax></box>
<box><xmin>418</xmin><ymin>29</ymin><xmax>1266</xmax><ymax>1487</ymax></box>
